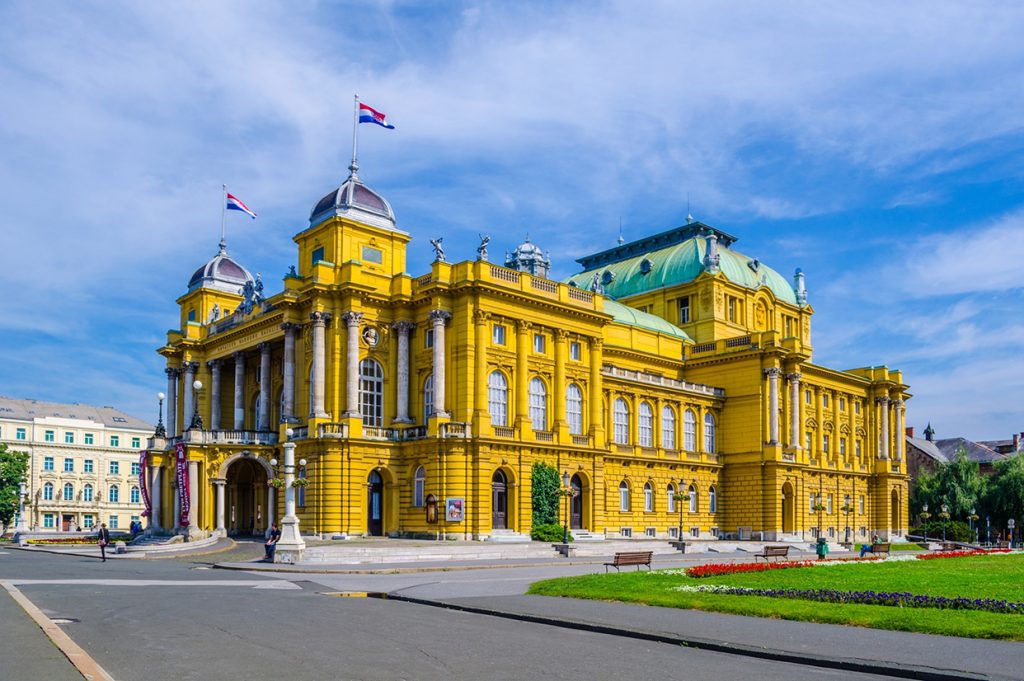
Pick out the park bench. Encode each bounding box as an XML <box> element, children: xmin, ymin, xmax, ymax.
<box><xmin>940</xmin><ymin>542</ymin><xmax>959</xmax><ymax>551</ymax></box>
<box><xmin>604</xmin><ymin>551</ymin><xmax>653</xmax><ymax>572</ymax></box>
<box><xmin>753</xmin><ymin>545</ymin><xmax>790</xmax><ymax>562</ymax></box>
<box><xmin>871</xmin><ymin>543</ymin><xmax>890</xmax><ymax>557</ymax></box>
<box><xmin>995</xmin><ymin>541</ymin><xmax>1011</xmax><ymax>550</ymax></box>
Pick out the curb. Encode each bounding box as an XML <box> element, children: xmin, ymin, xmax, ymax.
<box><xmin>212</xmin><ymin>557</ymin><xmax>643</xmax><ymax>574</ymax></box>
<box><xmin>382</xmin><ymin>594</ymin><xmax>999</xmax><ymax>681</ymax></box>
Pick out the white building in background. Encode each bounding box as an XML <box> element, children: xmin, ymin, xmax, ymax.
<box><xmin>0</xmin><ymin>397</ymin><xmax>152</xmax><ymax>532</ymax></box>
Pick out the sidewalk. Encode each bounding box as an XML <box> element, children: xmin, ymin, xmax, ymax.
<box><xmin>0</xmin><ymin>584</ymin><xmax>86</xmax><ymax>681</ymax></box>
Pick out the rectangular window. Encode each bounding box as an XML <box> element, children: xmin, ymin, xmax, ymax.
<box><xmin>727</xmin><ymin>296</ymin><xmax>738</xmax><ymax>322</ymax></box>
<box><xmin>859</xmin><ymin>495</ymin><xmax>865</xmax><ymax>514</ymax></box>
<box><xmin>822</xmin><ymin>394</ymin><xmax>829</xmax><ymax>408</ymax></box>
<box><xmin>109</xmin><ymin>516</ymin><xmax>119</xmax><ymax>529</ymax></box>
<box><xmin>690</xmin><ymin>527</ymin><xmax>700</xmax><ymax>538</ymax></box>
<box><xmin>109</xmin><ymin>461</ymin><xmax>120</xmax><ymax>475</ymax></box>
<box><xmin>131</xmin><ymin>437</ymin><xmax>140</xmax><ymax>449</ymax></box>
<box><xmin>827</xmin><ymin>494</ymin><xmax>833</xmax><ymax>514</ymax></box>
<box><xmin>65</xmin><ymin>431</ymin><xmax>74</xmax><ymax>444</ymax></box>
<box><xmin>678</xmin><ymin>296</ymin><xmax>690</xmax><ymax>324</ymax></box>
<box><xmin>131</xmin><ymin>462</ymin><xmax>141</xmax><ymax>476</ymax></box>
<box><xmin>839</xmin><ymin>397</ymin><xmax>846</xmax><ymax>412</ymax></box>
<box><xmin>645</xmin><ymin>527</ymin><xmax>656</xmax><ymax>538</ymax></box>
<box><xmin>805</xmin><ymin>390</ymin><xmax>811</xmax><ymax>404</ymax></box>
<box><xmin>85</xmin><ymin>433</ymin><xmax>94</xmax><ymax>445</ymax></box>
<box><xmin>809</xmin><ymin>492</ymin><xmax>816</xmax><ymax>514</ymax></box>
<box><xmin>361</xmin><ymin>245</ymin><xmax>383</xmax><ymax>264</ymax></box>
<box><xmin>43</xmin><ymin>514</ymin><xmax>54</xmax><ymax>529</ymax></box>
<box><xmin>43</xmin><ymin>456</ymin><xmax>54</xmax><ymax>471</ymax></box>
<box><xmin>110</xmin><ymin>435</ymin><xmax>120</xmax><ymax>447</ymax></box>
<box><xmin>619</xmin><ymin>527</ymin><xmax>632</xmax><ymax>538</ymax></box>
<box><xmin>569</xmin><ymin>341</ymin><xmax>581</xmax><ymax>361</ymax></box>
<box><xmin>311</xmin><ymin>246</ymin><xmax>325</xmax><ymax>265</ymax></box>
<box><xmin>84</xmin><ymin>459</ymin><xmax>94</xmax><ymax>473</ymax></box>
<box><xmin>533</xmin><ymin>333</ymin><xmax>545</xmax><ymax>354</ymax></box>
<box><xmin>492</xmin><ymin>324</ymin><xmax>506</xmax><ymax>345</ymax></box>
<box><xmin>16</xmin><ymin>427</ymin><xmax>26</xmax><ymax>440</ymax></box>
<box><xmin>805</xmin><ymin>432</ymin><xmax>812</xmax><ymax>453</ymax></box>
<box><xmin>636</xmin><ymin>305</ymin><xmax>648</xmax><ymax>314</ymax></box>
<box><xmin>823</xmin><ymin>434</ymin><xmax>830</xmax><ymax>454</ymax></box>
<box><xmin>839</xmin><ymin>438</ymin><xmax>847</xmax><ymax>456</ymax></box>
<box><xmin>784</xmin><ymin>316</ymin><xmax>793</xmax><ymax>337</ymax></box>
<box><xmin>668</xmin><ymin>527</ymin><xmax>679</xmax><ymax>539</ymax></box>
<box><xmin>425</xmin><ymin>329</ymin><xmax>434</xmax><ymax>348</ymax></box>
<box><xmin>44</xmin><ymin>430</ymin><xmax>55</xmax><ymax>442</ymax></box>
<box><xmin>63</xmin><ymin>458</ymin><xmax>74</xmax><ymax>473</ymax></box>
<box><xmin>854</xmin><ymin>401</ymin><xmax>861</xmax><ymax>415</ymax></box>
<box><xmin>855</xmin><ymin>440</ymin><xmax>862</xmax><ymax>458</ymax></box>
<box><xmin>83</xmin><ymin>515</ymin><xmax>94</xmax><ymax>529</ymax></box>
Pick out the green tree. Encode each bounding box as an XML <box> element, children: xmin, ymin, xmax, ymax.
<box><xmin>910</xmin><ymin>447</ymin><xmax>985</xmax><ymax>521</ymax></box>
<box><xmin>985</xmin><ymin>454</ymin><xmax>1024</xmax><ymax>529</ymax></box>
<box><xmin>530</xmin><ymin>461</ymin><xmax>560</xmax><ymax>526</ymax></box>
<box><xmin>0</xmin><ymin>443</ymin><xmax>30</xmax><ymax>530</ymax></box>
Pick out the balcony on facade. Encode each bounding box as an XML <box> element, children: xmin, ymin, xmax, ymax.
<box><xmin>602</xmin><ymin>364</ymin><xmax>725</xmax><ymax>398</ymax></box>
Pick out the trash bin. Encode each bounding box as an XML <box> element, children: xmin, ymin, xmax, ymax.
<box><xmin>815</xmin><ymin>537</ymin><xmax>829</xmax><ymax>560</ymax></box>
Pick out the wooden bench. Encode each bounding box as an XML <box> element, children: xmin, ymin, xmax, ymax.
<box><xmin>604</xmin><ymin>551</ymin><xmax>653</xmax><ymax>572</ymax></box>
<box><xmin>872</xmin><ymin>543</ymin><xmax>890</xmax><ymax>557</ymax></box>
<box><xmin>753</xmin><ymin>545</ymin><xmax>790</xmax><ymax>562</ymax></box>
<box><xmin>995</xmin><ymin>541</ymin><xmax>1011</xmax><ymax>550</ymax></box>
<box><xmin>940</xmin><ymin>542</ymin><xmax>959</xmax><ymax>551</ymax></box>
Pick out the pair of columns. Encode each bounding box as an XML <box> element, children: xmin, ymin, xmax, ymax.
<box><xmin>208</xmin><ymin>478</ymin><xmax>275</xmax><ymax>534</ymax></box>
<box><xmin>763</xmin><ymin>367</ymin><xmax>802</xmax><ymax>448</ymax></box>
<box><xmin>875</xmin><ymin>396</ymin><xmax>905</xmax><ymax>460</ymax></box>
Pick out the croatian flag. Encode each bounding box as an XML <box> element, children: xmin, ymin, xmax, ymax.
<box><xmin>226</xmin><ymin>192</ymin><xmax>257</xmax><ymax>219</ymax></box>
<box><xmin>359</xmin><ymin>103</ymin><xmax>396</xmax><ymax>129</ymax></box>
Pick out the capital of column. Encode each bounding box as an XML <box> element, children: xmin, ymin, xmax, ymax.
<box><xmin>428</xmin><ymin>309</ymin><xmax>451</xmax><ymax>326</ymax></box>
<box><xmin>207</xmin><ymin>359</ymin><xmax>221</xmax><ymax>369</ymax></box>
<box><xmin>341</xmin><ymin>310</ymin><xmax>362</xmax><ymax>327</ymax></box>
<box><xmin>211</xmin><ymin>478</ymin><xmax>226</xmax><ymax>486</ymax></box>
<box><xmin>181</xmin><ymin>361</ymin><xmax>199</xmax><ymax>373</ymax></box>
<box><xmin>876</xmin><ymin>396</ymin><xmax>891</xmax><ymax>405</ymax></box>
<box><xmin>764</xmin><ymin>367</ymin><xmax>782</xmax><ymax>378</ymax></box>
<box><xmin>893</xmin><ymin>399</ymin><xmax>904</xmax><ymax>407</ymax></box>
<box><xmin>392</xmin><ymin>320</ymin><xmax>416</xmax><ymax>334</ymax></box>
<box><xmin>257</xmin><ymin>341</ymin><xmax>271</xmax><ymax>352</ymax></box>
<box><xmin>784</xmin><ymin>372</ymin><xmax>801</xmax><ymax>382</ymax></box>
<box><xmin>232</xmin><ymin>350</ymin><xmax>245</xmax><ymax>362</ymax></box>
<box><xmin>280</xmin><ymin>322</ymin><xmax>299</xmax><ymax>334</ymax></box>
<box><xmin>165</xmin><ymin>367</ymin><xmax>180</xmax><ymax>378</ymax></box>
<box><xmin>515</xmin><ymin>319</ymin><xmax>533</xmax><ymax>333</ymax></box>
<box><xmin>555</xmin><ymin>329</ymin><xmax>569</xmax><ymax>341</ymax></box>
<box><xmin>591</xmin><ymin>338</ymin><xmax>604</xmax><ymax>350</ymax></box>
<box><xmin>473</xmin><ymin>309</ymin><xmax>491</xmax><ymax>325</ymax></box>
<box><xmin>311</xmin><ymin>311</ymin><xmax>333</xmax><ymax>327</ymax></box>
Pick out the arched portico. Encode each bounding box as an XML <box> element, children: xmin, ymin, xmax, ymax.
<box><xmin>220</xmin><ymin>452</ymin><xmax>274</xmax><ymax>537</ymax></box>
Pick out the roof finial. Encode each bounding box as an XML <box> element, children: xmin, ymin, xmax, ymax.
<box><xmin>617</xmin><ymin>217</ymin><xmax>625</xmax><ymax>245</ymax></box>
<box><xmin>686</xmin><ymin>193</ymin><xmax>693</xmax><ymax>224</ymax></box>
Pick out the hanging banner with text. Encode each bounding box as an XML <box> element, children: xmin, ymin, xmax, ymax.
<box><xmin>139</xmin><ymin>450</ymin><xmax>151</xmax><ymax>518</ymax></box>
<box><xmin>175</xmin><ymin>442</ymin><xmax>190</xmax><ymax>526</ymax></box>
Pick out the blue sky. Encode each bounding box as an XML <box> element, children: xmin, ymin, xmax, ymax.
<box><xmin>0</xmin><ymin>1</ymin><xmax>1022</xmax><ymax>440</ymax></box>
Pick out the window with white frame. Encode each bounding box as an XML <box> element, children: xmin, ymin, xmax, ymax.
<box><xmin>110</xmin><ymin>435</ymin><xmax>120</xmax><ymax>447</ymax></box>
<box><xmin>131</xmin><ymin>437</ymin><xmax>140</xmax><ymax>449</ymax></box>
<box><xmin>488</xmin><ymin>372</ymin><xmax>508</xmax><ymax>426</ymax></box>
<box><xmin>805</xmin><ymin>432</ymin><xmax>813</xmax><ymax>453</ymax></box>
<box><xmin>619</xmin><ymin>481</ymin><xmax>630</xmax><ymax>511</ymax></box>
<box><xmin>569</xmin><ymin>341</ymin><xmax>581</xmax><ymax>361</ymax></box>
<box><xmin>423</xmin><ymin>374</ymin><xmax>433</xmax><ymax>423</ymax></box>
<box><xmin>251</xmin><ymin>392</ymin><xmax>262</xmax><ymax>428</ymax></box>
<box><xmin>16</xmin><ymin>427</ymin><xmax>26</xmax><ymax>440</ymax></box>
<box><xmin>856</xmin><ymin>440</ymin><xmax>862</xmax><ymax>458</ymax></box>
<box><xmin>63</xmin><ymin>483</ymin><xmax>74</xmax><ymax>501</ymax></box>
<box><xmin>424</xmin><ymin>329</ymin><xmax>434</xmax><ymax>348</ymax></box>
<box><xmin>638</xmin><ymin>402</ymin><xmax>653</xmax><ymax>447</ymax></box>
<box><xmin>688</xmin><ymin>485</ymin><xmax>697</xmax><ymax>513</ymax></box>
<box><xmin>64</xmin><ymin>458</ymin><xmax>74</xmax><ymax>472</ymax></box>
<box><xmin>64</xmin><ymin>431</ymin><xmax>74</xmax><ymax>444</ymax></box>
<box><xmin>43</xmin><ymin>514</ymin><xmax>54</xmax><ymax>528</ymax></box>
<box><xmin>109</xmin><ymin>461</ymin><xmax>119</xmax><ymax>475</ymax></box>
<box><xmin>83</xmin><ymin>484</ymin><xmax>93</xmax><ymax>502</ymax></box>
<box><xmin>855</xmin><ymin>401</ymin><xmax>861</xmax><ymax>415</ymax></box>
<box><xmin>529</xmin><ymin>377</ymin><xmax>547</xmax><ymax>431</ymax></box>
<box><xmin>492</xmin><ymin>324</ymin><xmax>506</xmax><ymax>345</ymax></box>
<box><xmin>84</xmin><ymin>459</ymin><xmax>93</xmax><ymax>473</ymax></box>
<box><xmin>131</xmin><ymin>461</ymin><xmax>140</xmax><ymax>476</ymax></box>
<box><xmin>690</xmin><ymin>527</ymin><xmax>700</xmax><ymax>538</ymax></box>
<box><xmin>566</xmin><ymin>384</ymin><xmax>583</xmax><ymax>435</ymax></box>
<box><xmin>859</xmin><ymin>495</ymin><xmax>865</xmax><ymax>514</ymax></box>
<box><xmin>131</xmin><ymin>486</ymin><xmax>141</xmax><ymax>503</ymax></box>
<box><xmin>661</xmin><ymin>406</ymin><xmax>676</xmax><ymax>449</ymax></box>
<box><xmin>43</xmin><ymin>482</ymin><xmax>54</xmax><ymax>501</ymax></box>
<box><xmin>45</xmin><ymin>430</ymin><xmax>54</xmax><ymax>442</ymax></box>
<box><xmin>414</xmin><ymin>466</ymin><xmax>426</xmax><ymax>507</ymax></box>
<box><xmin>683</xmin><ymin>409</ymin><xmax>696</xmax><ymax>451</ymax></box>
<box><xmin>709</xmin><ymin>486</ymin><xmax>717</xmax><ymax>513</ymax></box>
<box><xmin>645</xmin><ymin>527</ymin><xmax>657</xmax><ymax>538</ymax></box>
<box><xmin>613</xmin><ymin>399</ymin><xmax>629</xmax><ymax>444</ymax></box>
<box><xmin>644</xmin><ymin>482</ymin><xmax>653</xmax><ymax>512</ymax></box>
<box><xmin>678</xmin><ymin>296</ymin><xmax>690</xmax><ymax>324</ymax></box>
<box><xmin>109</xmin><ymin>516</ymin><xmax>119</xmax><ymax>529</ymax></box>
<box><xmin>43</xmin><ymin>456</ymin><xmax>54</xmax><ymax>471</ymax></box>
<box><xmin>83</xmin><ymin>515</ymin><xmax>94</xmax><ymax>529</ymax></box>
<box><xmin>109</xmin><ymin>485</ymin><xmax>119</xmax><ymax>503</ymax></box>
<box><xmin>823</xmin><ymin>434</ymin><xmax>830</xmax><ymax>454</ymax></box>
<box><xmin>619</xmin><ymin>527</ymin><xmax>632</xmax><ymax>537</ymax></box>
<box><xmin>667</xmin><ymin>484</ymin><xmax>676</xmax><ymax>513</ymax></box>
<box><xmin>839</xmin><ymin>397</ymin><xmax>846</xmax><ymax>411</ymax></box>
<box><xmin>533</xmin><ymin>333</ymin><xmax>545</xmax><ymax>354</ymax></box>
<box><xmin>840</xmin><ymin>437</ymin><xmax>847</xmax><ymax>456</ymax></box>
<box><xmin>704</xmin><ymin>413</ymin><xmax>716</xmax><ymax>453</ymax></box>
<box><xmin>359</xmin><ymin>359</ymin><xmax>384</xmax><ymax>427</ymax></box>
<box><xmin>809</xmin><ymin>492</ymin><xmax>816</xmax><ymax>514</ymax></box>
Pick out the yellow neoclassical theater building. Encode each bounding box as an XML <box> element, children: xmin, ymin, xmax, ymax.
<box><xmin>148</xmin><ymin>167</ymin><xmax>909</xmax><ymax>544</ymax></box>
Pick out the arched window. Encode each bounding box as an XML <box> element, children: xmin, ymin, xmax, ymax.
<box><xmin>414</xmin><ymin>466</ymin><xmax>426</xmax><ymax>507</ymax></box>
<box><xmin>488</xmin><ymin>372</ymin><xmax>508</xmax><ymax>426</ymax></box>
<box><xmin>130</xmin><ymin>486</ymin><xmax>141</xmax><ymax>504</ymax></box>
<box><xmin>661</xmin><ymin>406</ymin><xmax>676</xmax><ymax>449</ymax></box>
<box><xmin>109</xmin><ymin>484</ymin><xmax>120</xmax><ymax>503</ymax></box>
<box><xmin>709</xmin><ymin>486</ymin><xmax>717</xmax><ymax>514</ymax></box>
<box><xmin>529</xmin><ymin>377</ymin><xmax>547</xmax><ymax>431</ymax></box>
<box><xmin>43</xmin><ymin>482</ymin><xmax>53</xmax><ymax>501</ymax></box>
<box><xmin>667</xmin><ymin>484</ymin><xmax>676</xmax><ymax>513</ymax></box>
<box><xmin>613</xmin><ymin>398</ymin><xmax>629</xmax><ymax>444</ymax></box>
<box><xmin>688</xmin><ymin>484</ymin><xmax>697</xmax><ymax>513</ymax></box>
<box><xmin>704</xmin><ymin>412</ymin><xmax>717</xmax><ymax>453</ymax></box>
<box><xmin>638</xmin><ymin>402</ymin><xmax>653</xmax><ymax>447</ymax></box>
<box><xmin>566</xmin><ymin>383</ymin><xmax>583</xmax><ymax>435</ymax></box>
<box><xmin>619</xmin><ymin>480</ymin><xmax>630</xmax><ymax>511</ymax></box>
<box><xmin>423</xmin><ymin>374</ymin><xmax>433</xmax><ymax>424</ymax></box>
<box><xmin>83</xmin><ymin>484</ymin><xmax>93</xmax><ymax>502</ymax></box>
<box><xmin>63</xmin><ymin>482</ymin><xmax>74</xmax><ymax>501</ymax></box>
<box><xmin>643</xmin><ymin>482</ymin><xmax>653</xmax><ymax>512</ymax></box>
<box><xmin>683</xmin><ymin>409</ymin><xmax>697</xmax><ymax>451</ymax></box>
<box><xmin>359</xmin><ymin>359</ymin><xmax>384</xmax><ymax>427</ymax></box>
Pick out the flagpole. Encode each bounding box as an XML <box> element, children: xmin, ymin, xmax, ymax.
<box><xmin>350</xmin><ymin>93</ymin><xmax>359</xmax><ymax>177</ymax></box>
<box><xmin>220</xmin><ymin>184</ymin><xmax>227</xmax><ymax>249</ymax></box>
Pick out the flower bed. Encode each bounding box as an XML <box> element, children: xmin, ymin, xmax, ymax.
<box><xmin>26</xmin><ymin>537</ymin><xmax>100</xmax><ymax>545</ymax></box>
<box><xmin>919</xmin><ymin>549</ymin><xmax>1011</xmax><ymax>560</ymax></box>
<box><xmin>675</xmin><ymin>584</ymin><xmax>1024</xmax><ymax>614</ymax></box>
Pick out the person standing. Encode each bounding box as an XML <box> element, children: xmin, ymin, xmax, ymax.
<box><xmin>264</xmin><ymin>523</ymin><xmax>281</xmax><ymax>562</ymax></box>
<box><xmin>97</xmin><ymin>523</ymin><xmax>111</xmax><ymax>562</ymax></box>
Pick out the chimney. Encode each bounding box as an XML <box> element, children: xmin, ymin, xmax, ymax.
<box><xmin>906</xmin><ymin>427</ymin><xmax>915</xmax><ymax>439</ymax></box>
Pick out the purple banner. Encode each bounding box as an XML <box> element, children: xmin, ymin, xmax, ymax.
<box><xmin>175</xmin><ymin>442</ymin><xmax>190</xmax><ymax>526</ymax></box>
<box><xmin>139</xmin><ymin>450</ymin><xmax>151</xmax><ymax>518</ymax></box>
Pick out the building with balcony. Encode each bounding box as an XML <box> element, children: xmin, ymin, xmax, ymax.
<box><xmin>149</xmin><ymin>166</ymin><xmax>910</xmax><ymax>543</ymax></box>
<box><xmin>0</xmin><ymin>397</ymin><xmax>151</xmax><ymax>532</ymax></box>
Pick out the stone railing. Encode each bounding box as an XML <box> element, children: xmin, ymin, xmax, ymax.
<box><xmin>362</xmin><ymin>426</ymin><xmax>393</xmax><ymax>441</ymax></box>
<box><xmin>534</xmin><ymin>430</ymin><xmax>554</xmax><ymax>442</ymax></box>
<box><xmin>290</xmin><ymin>426</ymin><xmax>309</xmax><ymax>440</ymax></box>
<box><xmin>603</xmin><ymin>365</ymin><xmax>725</xmax><ymax>397</ymax></box>
<box><xmin>179</xmin><ymin>430</ymin><xmax>278</xmax><ymax>445</ymax></box>
<box><xmin>318</xmin><ymin>422</ymin><xmax>349</xmax><ymax>439</ymax></box>
<box><xmin>493</xmin><ymin>426</ymin><xmax>515</xmax><ymax>438</ymax></box>
<box><xmin>441</xmin><ymin>422</ymin><xmax>471</xmax><ymax>439</ymax></box>
<box><xmin>571</xmin><ymin>434</ymin><xmax>592</xmax><ymax>447</ymax></box>
<box><xmin>489</xmin><ymin>265</ymin><xmax>521</xmax><ymax>283</ymax></box>
<box><xmin>400</xmin><ymin>426</ymin><xmax>429</xmax><ymax>440</ymax></box>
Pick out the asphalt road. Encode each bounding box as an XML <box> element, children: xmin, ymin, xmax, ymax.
<box><xmin>0</xmin><ymin>548</ymin><xmax>910</xmax><ymax>681</ymax></box>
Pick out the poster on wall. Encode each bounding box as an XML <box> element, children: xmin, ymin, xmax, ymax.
<box><xmin>445</xmin><ymin>497</ymin><xmax>465</xmax><ymax>522</ymax></box>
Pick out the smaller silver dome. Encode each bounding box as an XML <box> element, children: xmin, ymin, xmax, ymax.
<box><xmin>505</xmin><ymin>238</ymin><xmax>551</xmax><ymax>279</ymax></box>
<box><xmin>187</xmin><ymin>241</ymin><xmax>254</xmax><ymax>294</ymax></box>
<box><xmin>310</xmin><ymin>172</ymin><xmax>396</xmax><ymax>231</ymax></box>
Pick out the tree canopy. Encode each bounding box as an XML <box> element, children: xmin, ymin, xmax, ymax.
<box><xmin>0</xmin><ymin>443</ymin><xmax>30</xmax><ymax>529</ymax></box>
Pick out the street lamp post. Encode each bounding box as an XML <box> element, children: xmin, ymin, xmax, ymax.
<box><xmin>811</xmin><ymin>494</ymin><xmax>825</xmax><ymax>540</ymax></box>
<box><xmin>841</xmin><ymin>502</ymin><xmax>853</xmax><ymax>546</ymax></box>
<box><xmin>188</xmin><ymin>380</ymin><xmax>204</xmax><ymax>431</ymax></box>
<box><xmin>986</xmin><ymin>515</ymin><xmax>991</xmax><ymax>545</ymax></box>
<box><xmin>15</xmin><ymin>481</ymin><xmax>28</xmax><ymax>532</ymax></box>
<box><xmin>559</xmin><ymin>471</ymin><xmax>573</xmax><ymax>546</ymax></box>
<box><xmin>155</xmin><ymin>392</ymin><xmax>166</xmax><ymax>437</ymax></box>
<box><xmin>938</xmin><ymin>504</ymin><xmax>950</xmax><ymax>542</ymax></box>
<box><xmin>968</xmin><ymin>508</ymin><xmax>979</xmax><ymax>545</ymax></box>
<box><xmin>673</xmin><ymin>482</ymin><xmax>686</xmax><ymax>541</ymax></box>
<box><xmin>920</xmin><ymin>504</ymin><xmax>931</xmax><ymax>544</ymax></box>
<box><xmin>274</xmin><ymin>428</ymin><xmax>306</xmax><ymax>563</ymax></box>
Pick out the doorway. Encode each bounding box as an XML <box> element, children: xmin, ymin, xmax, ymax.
<box><xmin>570</xmin><ymin>474</ymin><xmax>583</xmax><ymax>529</ymax></box>
<box><xmin>62</xmin><ymin>515</ymin><xmax>74</xmax><ymax>532</ymax></box>
<box><xmin>492</xmin><ymin>470</ymin><xmax>507</xmax><ymax>530</ymax></box>
<box><xmin>891</xmin><ymin>489</ymin><xmax>900</xmax><ymax>536</ymax></box>
<box><xmin>368</xmin><ymin>470</ymin><xmax>384</xmax><ymax>536</ymax></box>
<box><xmin>226</xmin><ymin>457</ymin><xmax>268</xmax><ymax>536</ymax></box>
<box><xmin>781</xmin><ymin>482</ymin><xmax>795</xmax><ymax>534</ymax></box>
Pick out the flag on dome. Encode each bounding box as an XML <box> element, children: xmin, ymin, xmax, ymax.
<box><xmin>226</xmin><ymin>192</ymin><xmax>257</xmax><ymax>219</ymax></box>
<box><xmin>358</xmin><ymin>102</ymin><xmax>395</xmax><ymax>129</ymax></box>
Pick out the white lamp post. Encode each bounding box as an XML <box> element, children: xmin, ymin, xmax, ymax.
<box><xmin>15</xmin><ymin>481</ymin><xmax>29</xmax><ymax>532</ymax></box>
<box><xmin>274</xmin><ymin>428</ymin><xmax>305</xmax><ymax>562</ymax></box>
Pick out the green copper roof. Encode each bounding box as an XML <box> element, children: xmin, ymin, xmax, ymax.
<box><xmin>566</xmin><ymin>226</ymin><xmax>798</xmax><ymax>305</ymax></box>
<box><xmin>603</xmin><ymin>299</ymin><xmax>691</xmax><ymax>340</ymax></box>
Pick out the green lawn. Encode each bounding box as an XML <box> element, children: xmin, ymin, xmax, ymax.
<box><xmin>527</xmin><ymin>554</ymin><xmax>1024</xmax><ymax>640</ymax></box>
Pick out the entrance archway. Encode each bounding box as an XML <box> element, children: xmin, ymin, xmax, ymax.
<box><xmin>781</xmin><ymin>482</ymin><xmax>795</xmax><ymax>534</ymax></box>
<box><xmin>492</xmin><ymin>470</ymin><xmax>508</xmax><ymax>530</ymax></box>
<box><xmin>368</xmin><ymin>471</ymin><xmax>384</xmax><ymax>536</ymax></box>
<box><xmin>891</xmin><ymin>489</ymin><xmax>900</xmax><ymax>535</ymax></box>
<box><xmin>570</xmin><ymin>474</ymin><xmax>583</xmax><ymax>530</ymax></box>
<box><xmin>225</xmin><ymin>457</ymin><xmax>268</xmax><ymax>537</ymax></box>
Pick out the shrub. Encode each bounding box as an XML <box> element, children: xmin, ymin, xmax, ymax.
<box><xmin>531</xmin><ymin>523</ymin><xmax>572</xmax><ymax>543</ymax></box>
<box><xmin>911</xmin><ymin>520</ymin><xmax>974</xmax><ymax>543</ymax></box>
<box><xmin>531</xmin><ymin>462</ymin><xmax>560</xmax><ymax>527</ymax></box>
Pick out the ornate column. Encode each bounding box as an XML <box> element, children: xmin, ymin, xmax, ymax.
<box><xmin>589</xmin><ymin>338</ymin><xmax>604</xmax><ymax>443</ymax></box>
<box><xmin>515</xmin><ymin>320</ymin><xmax>532</xmax><ymax>427</ymax></box>
<box><xmin>149</xmin><ymin>464</ymin><xmax>162</xmax><ymax>531</ymax></box>
<box><xmin>894</xmin><ymin>399</ymin><xmax>905</xmax><ymax>460</ymax></box>
<box><xmin>208</xmin><ymin>360</ymin><xmax>221</xmax><ymax>430</ymax></box>
<box><xmin>429</xmin><ymin>310</ymin><xmax>451</xmax><ymax>417</ymax></box>
<box><xmin>233</xmin><ymin>351</ymin><xmax>246</xmax><ymax>429</ymax></box>
<box><xmin>786</xmin><ymin>373</ymin><xmax>802</xmax><ymax>449</ymax></box>
<box><xmin>554</xmin><ymin>330</ymin><xmax>567</xmax><ymax>432</ymax></box>
<box><xmin>473</xmin><ymin>311</ymin><xmax>490</xmax><ymax>427</ymax></box>
<box><xmin>877</xmin><ymin>396</ymin><xmax>891</xmax><ymax>459</ymax></box>
<box><xmin>392</xmin><ymin>321</ymin><xmax>415</xmax><ymax>423</ymax></box>
<box><xmin>765</xmin><ymin>368</ymin><xmax>781</xmax><ymax>445</ymax></box>
<box><xmin>165</xmin><ymin>367</ymin><xmax>179</xmax><ymax>438</ymax></box>
<box><xmin>310</xmin><ymin>311</ymin><xmax>331</xmax><ymax>418</ymax></box>
<box><xmin>182</xmin><ymin>362</ymin><xmax>198</xmax><ymax>429</ymax></box>
<box><xmin>258</xmin><ymin>342</ymin><xmax>271</xmax><ymax>430</ymax></box>
<box><xmin>341</xmin><ymin>311</ymin><xmax>363</xmax><ymax>417</ymax></box>
<box><xmin>213</xmin><ymin>479</ymin><xmax>226</xmax><ymax>534</ymax></box>
<box><xmin>266</xmin><ymin>486</ymin><xmax>275</xmax><ymax>527</ymax></box>
<box><xmin>281</xmin><ymin>323</ymin><xmax>298</xmax><ymax>423</ymax></box>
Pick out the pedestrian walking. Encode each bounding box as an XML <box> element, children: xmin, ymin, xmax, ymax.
<box><xmin>264</xmin><ymin>522</ymin><xmax>281</xmax><ymax>562</ymax></box>
<box><xmin>97</xmin><ymin>523</ymin><xmax>111</xmax><ymax>562</ymax></box>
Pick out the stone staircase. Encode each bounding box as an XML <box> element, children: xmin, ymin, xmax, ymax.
<box><xmin>484</xmin><ymin>529</ymin><xmax>531</xmax><ymax>543</ymax></box>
